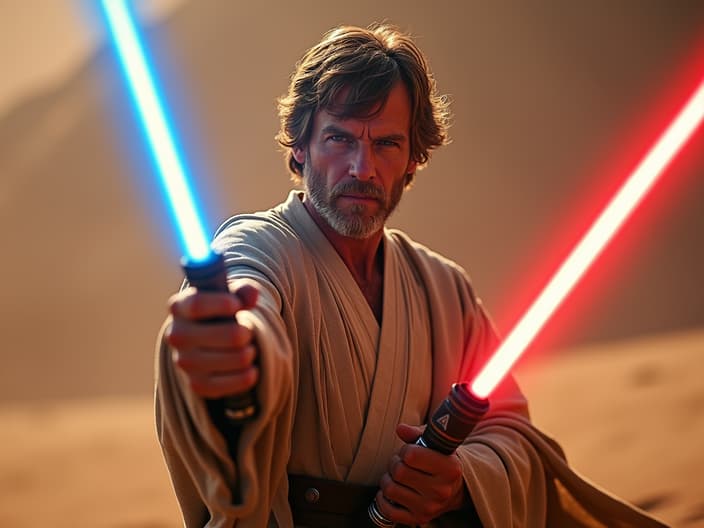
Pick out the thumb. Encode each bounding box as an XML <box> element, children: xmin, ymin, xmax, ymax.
<box><xmin>396</xmin><ymin>423</ymin><xmax>424</xmax><ymax>444</ymax></box>
<box><xmin>234</xmin><ymin>283</ymin><xmax>259</xmax><ymax>309</ymax></box>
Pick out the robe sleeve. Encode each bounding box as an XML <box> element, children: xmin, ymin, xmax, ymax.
<box><xmin>416</xmin><ymin>254</ymin><xmax>667</xmax><ymax>528</ymax></box>
<box><xmin>452</xmin><ymin>290</ymin><xmax>668</xmax><ymax>528</ymax></box>
<box><xmin>448</xmin><ymin>296</ymin><xmax>549</xmax><ymax>527</ymax></box>
<box><xmin>154</xmin><ymin>217</ymin><xmax>300</xmax><ymax>528</ymax></box>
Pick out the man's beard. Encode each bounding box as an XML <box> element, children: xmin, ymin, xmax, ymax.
<box><xmin>303</xmin><ymin>163</ymin><xmax>406</xmax><ymax>239</ymax></box>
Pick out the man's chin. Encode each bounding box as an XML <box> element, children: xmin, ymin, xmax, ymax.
<box><xmin>327</xmin><ymin>214</ymin><xmax>384</xmax><ymax>239</ymax></box>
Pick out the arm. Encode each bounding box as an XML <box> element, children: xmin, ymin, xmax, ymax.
<box><xmin>156</xmin><ymin>274</ymin><xmax>296</xmax><ymax>528</ymax></box>
<box><xmin>373</xmin><ymin>236</ymin><xmax>547</xmax><ymax>527</ymax></box>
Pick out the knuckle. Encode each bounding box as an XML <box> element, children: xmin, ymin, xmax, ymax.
<box><xmin>389</xmin><ymin>461</ymin><xmax>405</xmax><ymax>481</ymax></box>
<box><xmin>401</xmin><ymin>447</ymin><xmax>418</xmax><ymax>465</ymax></box>
<box><xmin>165</xmin><ymin>326</ymin><xmax>185</xmax><ymax>348</ymax></box>
<box><xmin>174</xmin><ymin>351</ymin><xmax>195</xmax><ymax>370</ymax></box>
<box><xmin>379</xmin><ymin>474</ymin><xmax>392</xmax><ymax>494</ymax></box>
<box><xmin>186</xmin><ymin>295</ymin><xmax>204</xmax><ymax>319</ymax></box>
<box><xmin>244</xmin><ymin>344</ymin><xmax>258</xmax><ymax>363</ymax></box>
<box><xmin>232</xmin><ymin>324</ymin><xmax>252</xmax><ymax>346</ymax></box>
<box><xmin>435</xmin><ymin>485</ymin><xmax>451</xmax><ymax>503</ymax></box>
<box><xmin>243</xmin><ymin>366</ymin><xmax>259</xmax><ymax>389</ymax></box>
<box><xmin>188</xmin><ymin>377</ymin><xmax>208</xmax><ymax>396</ymax></box>
<box><xmin>235</xmin><ymin>345</ymin><xmax>256</xmax><ymax>369</ymax></box>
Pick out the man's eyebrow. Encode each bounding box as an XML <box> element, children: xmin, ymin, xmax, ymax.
<box><xmin>320</xmin><ymin>124</ymin><xmax>355</xmax><ymax>136</ymax></box>
<box><xmin>320</xmin><ymin>124</ymin><xmax>408</xmax><ymax>142</ymax></box>
<box><xmin>376</xmin><ymin>133</ymin><xmax>408</xmax><ymax>142</ymax></box>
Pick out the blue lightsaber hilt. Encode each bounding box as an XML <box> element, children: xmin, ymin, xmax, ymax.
<box><xmin>367</xmin><ymin>383</ymin><xmax>489</xmax><ymax>527</ymax></box>
<box><xmin>181</xmin><ymin>251</ymin><xmax>259</xmax><ymax>424</ymax></box>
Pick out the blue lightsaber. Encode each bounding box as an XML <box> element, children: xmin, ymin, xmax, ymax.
<box><xmin>99</xmin><ymin>0</ymin><xmax>258</xmax><ymax>430</ymax></box>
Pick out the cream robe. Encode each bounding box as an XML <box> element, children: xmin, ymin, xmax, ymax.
<box><xmin>156</xmin><ymin>191</ymin><xmax>668</xmax><ymax>528</ymax></box>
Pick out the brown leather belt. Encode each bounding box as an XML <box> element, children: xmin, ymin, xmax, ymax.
<box><xmin>287</xmin><ymin>474</ymin><xmax>482</xmax><ymax>527</ymax></box>
<box><xmin>288</xmin><ymin>474</ymin><xmax>379</xmax><ymax>528</ymax></box>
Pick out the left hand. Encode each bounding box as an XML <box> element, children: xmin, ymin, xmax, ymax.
<box><xmin>375</xmin><ymin>423</ymin><xmax>469</xmax><ymax>525</ymax></box>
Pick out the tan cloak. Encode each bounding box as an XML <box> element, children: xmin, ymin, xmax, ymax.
<box><xmin>156</xmin><ymin>191</ymin><xmax>667</xmax><ymax>528</ymax></box>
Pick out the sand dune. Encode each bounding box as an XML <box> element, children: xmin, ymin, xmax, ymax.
<box><xmin>1</xmin><ymin>330</ymin><xmax>702</xmax><ymax>527</ymax></box>
<box><xmin>516</xmin><ymin>330</ymin><xmax>704</xmax><ymax>527</ymax></box>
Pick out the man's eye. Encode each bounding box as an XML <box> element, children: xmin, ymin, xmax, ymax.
<box><xmin>329</xmin><ymin>135</ymin><xmax>349</xmax><ymax>143</ymax></box>
<box><xmin>378</xmin><ymin>139</ymin><xmax>399</xmax><ymax>147</ymax></box>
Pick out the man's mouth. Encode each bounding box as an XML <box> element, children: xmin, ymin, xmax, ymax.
<box><xmin>339</xmin><ymin>193</ymin><xmax>379</xmax><ymax>201</ymax></box>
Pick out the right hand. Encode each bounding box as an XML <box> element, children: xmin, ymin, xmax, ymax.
<box><xmin>165</xmin><ymin>283</ymin><xmax>260</xmax><ymax>399</ymax></box>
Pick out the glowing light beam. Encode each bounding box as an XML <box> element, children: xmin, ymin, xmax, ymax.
<box><xmin>100</xmin><ymin>0</ymin><xmax>211</xmax><ymax>262</ymax></box>
<box><xmin>471</xmin><ymin>76</ymin><xmax>704</xmax><ymax>399</ymax></box>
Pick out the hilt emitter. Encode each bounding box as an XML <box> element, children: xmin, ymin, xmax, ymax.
<box><xmin>182</xmin><ymin>251</ymin><xmax>259</xmax><ymax>424</ymax></box>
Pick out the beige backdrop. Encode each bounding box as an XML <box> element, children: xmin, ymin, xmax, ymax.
<box><xmin>0</xmin><ymin>1</ymin><xmax>702</xmax><ymax>526</ymax></box>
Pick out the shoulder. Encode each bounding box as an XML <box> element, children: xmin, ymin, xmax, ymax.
<box><xmin>209</xmin><ymin>200</ymin><xmax>311</xmax><ymax>304</ymax></box>
<box><xmin>211</xmin><ymin>201</ymin><xmax>301</xmax><ymax>257</ymax></box>
<box><xmin>386</xmin><ymin>228</ymin><xmax>471</xmax><ymax>285</ymax></box>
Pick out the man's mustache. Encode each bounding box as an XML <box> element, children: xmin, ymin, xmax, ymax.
<box><xmin>330</xmin><ymin>181</ymin><xmax>385</xmax><ymax>201</ymax></box>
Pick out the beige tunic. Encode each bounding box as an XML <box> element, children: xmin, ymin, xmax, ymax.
<box><xmin>156</xmin><ymin>191</ymin><xmax>668</xmax><ymax>528</ymax></box>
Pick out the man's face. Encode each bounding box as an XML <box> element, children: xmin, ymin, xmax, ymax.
<box><xmin>294</xmin><ymin>82</ymin><xmax>417</xmax><ymax>239</ymax></box>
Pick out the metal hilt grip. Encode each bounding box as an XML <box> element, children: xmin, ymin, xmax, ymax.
<box><xmin>367</xmin><ymin>383</ymin><xmax>489</xmax><ymax>527</ymax></box>
<box><xmin>418</xmin><ymin>382</ymin><xmax>489</xmax><ymax>454</ymax></box>
<box><xmin>182</xmin><ymin>251</ymin><xmax>259</xmax><ymax>424</ymax></box>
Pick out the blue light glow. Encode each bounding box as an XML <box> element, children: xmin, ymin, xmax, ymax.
<box><xmin>100</xmin><ymin>0</ymin><xmax>211</xmax><ymax>263</ymax></box>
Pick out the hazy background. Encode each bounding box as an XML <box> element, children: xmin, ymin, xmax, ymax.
<box><xmin>0</xmin><ymin>1</ymin><xmax>703</xmax><ymax>526</ymax></box>
<box><xmin>1</xmin><ymin>0</ymin><xmax>702</xmax><ymax>402</ymax></box>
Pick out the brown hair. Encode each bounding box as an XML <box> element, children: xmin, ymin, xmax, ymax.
<box><xmin>276</xmin><ymin>23</ymin><xmax>451</xmax><ymax>185</ymax></box>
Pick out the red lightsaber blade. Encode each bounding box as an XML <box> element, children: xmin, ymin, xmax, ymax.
<box><xmin>369</xmin><ymin>73</ymin><xmax>704</xmax><ymax>528</ymax></box>
<box><xmin>472</xmin><ymin>74</ymin><xmax>704</xmax><ymax>400</ymax></box>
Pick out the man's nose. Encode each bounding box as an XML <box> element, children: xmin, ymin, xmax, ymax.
<box><xmin>349</xmin><ymin>143</ymin><xmax>376</xmax><ymax>181</ymax></box>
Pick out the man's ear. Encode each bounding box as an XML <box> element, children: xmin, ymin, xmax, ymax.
<box><xmin>405</xmin><ymin>159</ymin><xmax>417</xmax><ymax>178</ymax></box>
<box><xmin>293</xmin><ymin>147</ymin><xmax>306</xmax><ymax>165</ymax></box>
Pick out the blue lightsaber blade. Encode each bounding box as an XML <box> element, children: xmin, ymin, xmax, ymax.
<box><xmin>100</xmin><ymin>0</ymin><xmax>257</xmax><ymax>430</ymax></box>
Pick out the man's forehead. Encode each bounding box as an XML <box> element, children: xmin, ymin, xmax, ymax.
<box><xmin>313</xmin><ymin>108</ymin><xmax>409</xmax><ymax>137</ymax></box>
<box><xmin>314</xmin><ymin>82</ymin><xmax>412</xmax><ymax>135</ymax></box>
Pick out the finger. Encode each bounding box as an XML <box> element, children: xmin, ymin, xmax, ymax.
<box><xmin>387</xmin><ymin>454</ymin><xmax>435</xmax><ymax>494</ymax></box>
<box><xmin>172</xmin><ymin>345</ymin><xmax>257</xmax><ymax>374</ymax></box>
<box><xmin>166</xmin><ymin>319</ymin><xmax>253</xmax><ymax>349</ymax></box>
<box><xmin>380</xmin><ymin>471</ymin><xmax>444</xmax><ymax>524</ymax></box>
<box><xmin>379</xmin><ymin>471</ymin><xmax>420</xmax><ymax>510</ymax></box>
<box><xmin>169</xmin><ymin>288</ymin><xmax>247</xmax><ymax>321</ymax></box>
<box><xmin>392</xmin><ymin>448</ymin><xmax>463</xmax><ymax>506</ymax></box>
<box><xmin>399</xmin><ymin>443</ymin><xmax>456</xmax><ymax>476</ymax></box>
<box><xmin>233</xmin><ymin>283</ymin><xmax>259</xmax><ymax>309</ymax></box>
<box><xmin>187</xmin><ymin>366</ymin><xmax>259</xmax><ymax>399</ymax></box>
<box><xmin>396</xmin><ymin>422</ymin><xmax>423</xmax><ymax>444</ymax></box>
<box><xmin>373</xmin><ymin>489</ymin><xmax>415</xmax><ymax>526</ymax></box>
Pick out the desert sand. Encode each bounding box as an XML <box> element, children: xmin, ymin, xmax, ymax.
<box><xmin>0</xmin><ymin>329</ymin><xmax>701</xmax><ymax>527</ymax></box>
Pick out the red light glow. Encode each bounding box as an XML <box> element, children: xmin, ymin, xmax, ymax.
<box><xmin>471</xmin><ymin>76</ymin><xmax>704</xmax><ymax>400</ymax></box>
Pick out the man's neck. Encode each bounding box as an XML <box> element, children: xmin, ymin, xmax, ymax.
<box><xmin>302</xmin><ymin>196</ymin><xmax>385</xmax><ymax>323</ymax></box>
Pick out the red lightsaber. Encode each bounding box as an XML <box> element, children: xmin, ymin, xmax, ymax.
<box><xmin>369</xmin><ymin>74</ymin><xmax>704</xmax><ymax>527</ymax></box>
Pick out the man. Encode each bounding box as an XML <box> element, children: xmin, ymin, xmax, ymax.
<box><xmin>156</xmin><ymin>24</ymin><xmax>668</xmax><ymax>528</ymax></box>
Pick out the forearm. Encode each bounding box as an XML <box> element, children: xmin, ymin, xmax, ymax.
<box><xmin>154</xmin><ymin>294</ymin><xmax>297</xmax><ymax>527</ymax></box>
